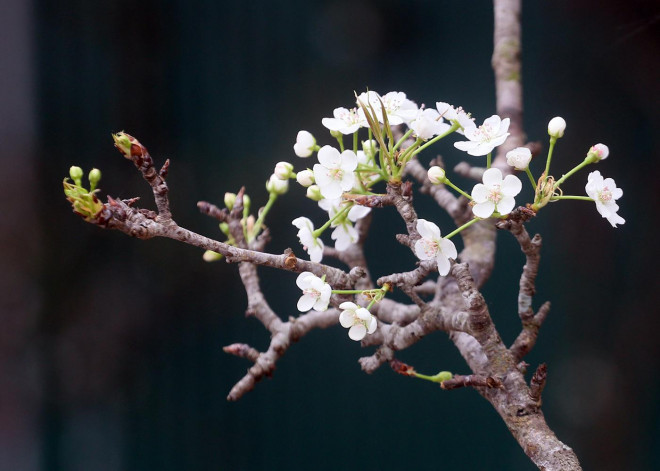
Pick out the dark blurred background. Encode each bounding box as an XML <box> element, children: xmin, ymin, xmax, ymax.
<box><xmin>1</xmin><ymin>0</ymin><xmax>658</xmax><ymax>469</ymax></box>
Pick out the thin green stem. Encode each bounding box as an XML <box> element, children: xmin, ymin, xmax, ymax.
<box><xmin>393</xmin><ymin>129</ymin><xmax>414</xmax><ymax>151</ymax></box>
<box><xmin>353</xmin><ymin>131</ymin><xmax>358</xmax><ymax>153</ymax></box>
<box><xmin>554</xmin><ymin>159</ymin><xmax>591</xmax><ymax>188</ymax></box>
<box><xmin>550</xmin><ymin>195</ymin><xmax>594</xmax><ymax>201</ymax></box>
<box><xmin>544</xmin><ymin>137</ymin><xmax>557</xmax><ymax>177</ymax></box>
<box><xmin>336</xmin><ymin>134</ymin><xmax>345</xmax><ymax>152</ymax></box>
<box><xmin>413</xmin><ymin>122</ymin><xmax>460</xmax><ymax>155</ymax></box>
<box><xmin>249</xmin><ymin>193</ymin><xmax>278</xmax><ymax>242</ymax></box>
<box><xmin>444</xmin><ymin>217</ymin><xmax>481</xmax><ymax>239</ymax></box>
<box><xmin>525</xmin><ymin>167</ymin><xmax>537</xmax><ymax>190</ymax></box>
<box><xmin>444</xmin><ymin>179</ymin><xmax>472</xmax><ymax>200</ymax></box>
<box><xmin>313</xmin><ymin>204</ymin><xmax>352</xmax><ymax>237</ymax></box>
<box><xmin>486</xmin><ymin>152</ymin><xmax>492</xmax><ymax>169</ymax></box>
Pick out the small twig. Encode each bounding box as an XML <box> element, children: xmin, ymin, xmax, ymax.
<box><xmin>197</xmin><ymin>201</ymin><xmax>228</xmax><ymax>222</ymax></box>
<box><xmin>528</xmin><ymin>363</ymin><xmax>548</xmax><ymax>404</ymax></box>
<box><xmin>441</xmin><ymin>374</ymin><xmax>503</xmax><ymax>390</ymax></box>
<box><xmin>223</xmin><ymin>343</ymin><xmax>260</xmax><ymax>362</ymax></box>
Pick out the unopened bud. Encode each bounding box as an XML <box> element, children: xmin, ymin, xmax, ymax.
<box><xmin>88</xmin><ymin>168</ymin><xmax>102</xmax><ymax>190</ymax></box>
<box><xmin>362</xmin><ymin>139</ymin><xmax>378</xmax><ymax>158</ymax></box>
<box><xmin>266</xmin><ymin>174</ymin><xmax>289</xmax><ymax>195</ymax></box>
<box><xmin>293</xmin><ymin>130</ymin><xmax>316</xmax><ymax>158</ymax></box>
<box><xmin>274</xmin><ymin>161</ymin><xmax>294</xmax><ymax>180</ymax></box>
<box><xmin>505</xmin><ymin>147</ymin><xmax>532</xmax><ymax>170</ymax></box>
<box><xmin>219</xmin><ymin>222</ymin><xmax>230</xmax><ymax>235</ymax></box>
<box><xmin>306</xmin><ymin>185</ymin><xmax>323</xmax><ymax>201</ymax></box>
<box><xmin>587</xmin><ymin>143</ymin><xmax>609</xmax><ymax>162</ymax></box>
<box><xmin>69</xmin><ymin>166</ymin><xmax>83</xmax><ymax>185</ymax></box>
<box><xmin>111</xmin><ymin>132</ymin><xmax>133</xmax><ymax>159</ymax></box>
<box><xmin>202</xmin><ymin>250</ymin><xmax>223</xmax><ymax>262</ymax></box>
<box><xmin>433</xmin><ymin>371</ymin><xmax>453</xmax><ymax>383</ymax></box>
<box><xmin>547</xmin><ymin>117</ymin><xmax>566</xmax><ymax>138</ymax></box>
<box><xmin>224</xmin><ymin>192</ymin><xmax>236</xmax><ymax>210</ymax></box>
<box><xmin>296</xmin><ymin>169</ymin><xmax>315</xmax><ymax>187</ymax></box>
<box><xmin>427</xmin><ymin>166</ymin><xmax>446</xmax><ymax>184</ymax></box>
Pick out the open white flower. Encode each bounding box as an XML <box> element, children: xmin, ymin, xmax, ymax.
<box><xmin>313</xmin><ymin>146</ymin><xmax>358</xmax><ymax>199</ymax></box>
<box><xmin>356</xmin><ymin>91</ymin><xmax>418</xmax><ymax>125</ymax></box>
<box><xmin>436</xmin><ymin>102</ymin><xmax>475</xmax><ymax>134</ymax></box>
<box><xmin>322</xmin><ymin>107</ymin><xmax>365</xmax><ymax>135</ymax></box>
<box><xmin>293</xmin><ymin>131</ymin><xmax>316</xmax><ymax>157</ymax></box>
<box><xmin>292</xmin><ymin>217</ymin><xmax>324</xmax><ymax>262</ymax></box>
<box><xmin>506</xmin><ymin>147</ymin><xmax>532</xmax><ymax>170</ymax></box>
<box><xmin>585</xmin><ymin>171</ymin><xmax>625</xmax><ymax>227</ymax></box>
<box><xmin>410</xmin><ymin>108</ymin><xmax>451</xmax><ymax>140</ymax></box>
<box><xmin>454</xmin><ymin>115</ymin><xmax>510</xmax><ymax>156</ymax></box>
<box><xmin>339</xmin><ymin>302</ymin><xmax>377</xmax><ymax>341</ymax></box>
<box><xmin>471</xmin><ymin>168</ymin><xmax>522</xmax><ymax>218</ymax></box>
<box><xmin>296</xmin><ymin>272</ymin><xmax>332</xmax><ymax>312</ymax></box>
<box><xmin>331</xmin><ymin>224</ymin><xmax>359</xmax><ymax>251</ymax></box>
<box><xmin>414</xmin><ymin>219</ymin><xmax>458</xmax><ymax>276</ymax></box>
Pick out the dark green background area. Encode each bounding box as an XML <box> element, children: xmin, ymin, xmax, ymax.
<box><xmin>21</xmin><ymin>0</ymin><xmax>660</xmax><ymax>469</ymax></box>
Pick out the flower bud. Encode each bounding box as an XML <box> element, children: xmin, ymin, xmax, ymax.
<box><xmin>296</xmin><ymin>169</ymin><xmax>315</xmax><ymax>187</ymax></box>
<box><xmin>266</xmin><ymin>174</ymin><xmax>289</xmax><ymax>195</ymax></box>
<box><xmin>224</xmin><ymin>192</ymin><xmax>236</xmax><ymax>210</ymax></box>
<box><xmin>505</xmin><ymin>147</ymin><xmax>532</xmax><ymax>170</ymax></box>
<box><xmin>88</xmin><ymin>168</ymin><xmax>102</xmax><ymax>190</ymax></box>
<box><xmin>587</xmin><ymin>143</ymin><xmax>609</xmax><ymax>162</ymax></box>
<box><xmin>306</xmin><ymin>184</ymin><xmax>323</xmax><ymax>201</ymax></box>
<box><xmin>293</xmin><ymin>130</ymin><xmax>316</xmax><ymax>158</ymax></box>
<box><xmin>274</xmin><ymin>161</ymin><xmax>294</xmax><ymax>180</ymax></box>
<box><xmin>112</xmin><ymin>132</ymin><xmax>133</xmax><ymax>159</ymax></box>
<box><xmin>362</xmin><ymin>139</ymin><xmax>378</xmax><ymax>158</ymax></box>
<box><xmin>547</xmin><ymin>117</ymin><xmax>566</xmax><ymax>138</ymax></box>
<box><xmin>427</xmin><ymin>166</ymin><xmax>446</xmax><ymax>184</ymax></box>
<box><xmin>69</xmin><ymin>166</ymin><xmax>84</xmax><ymax>185</ymax></box>
<box><xmin>219</xmin><ymin>222</ymin><xmax>230</xmax><ymax>235</ymax></box>
<box><xmin>202</xmin><ymin>250</ymin><xmax>223</xmax><ymax>262</ymax></box>
<box><xmin>242</xmin><ymin>194</ymin><xmax>251</xmax><ymax>212</ymax></box>
<box><xmin>432</xmin><ymin>371</ymin><xmax>453</xmax><ymax>383</ymax></box>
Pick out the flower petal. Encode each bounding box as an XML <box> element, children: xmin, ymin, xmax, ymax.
<box><xmin>297</xmin><ymin>293</ymin><xmax>316</xmax><ymax>312</ymax></box>
<box><xmin>348</xmin><ymin>324</ymin><xmax>367</xmax><ymax>341</ymax></box>
<box><xmin>439</xmin><ymin>238</ymin><xmax>458</xmax><ymax>260</ymax></box>
<box><xmin>471</xmin><ymin>183</ymin><xmax>489</xmax><ymax>203</ymax></box>
<box><xmin>482</xmin><ymin>168</ymin><xmax>503</xmax><ymax>187</ymax></box>
<box><xmin>339</xmin><ymin>311</ymin><xmax>354</xmax><ymax>328</ymax></box>
<box><xmin>501</xmin><ymin>175</ymin><xmax>522</xmax><ymax>196</ymax></box>
<box><xmin>295</xmin><ymin>271</ymin><xmax>314</xmax><ymax>289</ymax></box>
<box><xmin>472</xmin><ymin>200</ymin><xmax>495</xmax><ymax>218</ymax></box>
<box><xmin>416</xmin><ymin>219</ymin><xmax>440</xmax><ymax>239</ymax></box>
<box><xmin>414</xmin><ymin>239</ymin><xmax>436</xmax><ymax>260</ymax></box>
<box><xmin>317</xmin><ymin>146</ymin><xmax>341</xmax><ymax>168</ymax></box>
<box><xmin>496</xmin><ymin>195</ymin><xmax>516</xmax><ymax>215</ymax></box>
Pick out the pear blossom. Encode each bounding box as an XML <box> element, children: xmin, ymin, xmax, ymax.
<box><xmin>362</xmin><ymin>139</ymin><xmax>378</xmax><ymax>159</ymax></box>
<box><xmin>471</xmin><ymin>168</ymin><xmax>522</xmax><ymax>218</ymax></box>
<box><xmin>585</xmin><ymin>171</ymin><xmax>625</xmax><ymax>227</ymax></box>
<box><xmin>292</xmin><ymin>217</ymin><xmax>324</xmax><ymax>262</ymax></box>
<box><xmin>296</xmin><ymin>272</ymin><xmax>331</xmax><ymax>312</ymax></box>
<box><xmin>454</xmin><ymin>115</ymin><xmax>510</xmax><ymax>156</ymax></box>
<box><xmin>356</xmin><ymin>91</ymin><xmax>418</xmax><ymax>125</ymax></box>
<box><xmin>318</xmin><ymin>198</ymin><xmax>371</xmax><ymax>251</ymax></box>
<box><xmin>296</xmin><ymin>169</ymin><xmax>315</xmax><ymax>187</ymax></box>
<box><xmin>410</xmin><ymin>108</ymin><xmax>451</xmax><ymax>140</ymax></box>
<box><xmin>414</xmin><ymin>219</ymin><xmax>458</xmax><ymax>276</ymax></box>
<box><xmin>313</xmin><ymin>146</ymin><xmax>358</xmax><ymax>199</ymax></box>
<box><xmin>306</xmin><ymin>185</ymin><xmax>323</xmax><ymax>201</ymax></box>
<box><xmin>322</xmin><ymin>107</ymin><xmax>364</xmax><ymax>135</ymax></box>
<box><xmin>331</xmin><ymin>224</ymin><xmax>359</xmax><ymax>251</ymax></box>
<box><xmin>266</xmin><ymin>174</ymin><xmax>289</xmax><ymax>195</ymax></box>
<box><xmin>588</xmin><ymin>143</ymin><xmax>609</xmax><ymax>161</ymax></box>
<box><xmin>547</xmin><ymin>117</ymin><xmax>566</xmax><ymax>138</ymax></box>
<box><xmin>436</xmin><ymin>102</ymin><xmax>475</xmax><ymax>134</ymax></box>
<box><xmin>506</xmin><ymin>147</ymin><xmax>532</xmax><ymax>170</ymax></box>
<box><xmin>339</xmin><ymin>302</ymin><xmax>377</xmax><ymax>341</ymax></box>
<box><xmin>294</xmin><ymin>130</ymin><xmax>316</xmax><ymax>157</ymax></box>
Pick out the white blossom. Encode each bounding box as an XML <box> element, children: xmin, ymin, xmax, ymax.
<box><xmin>410</xmin><ymin>108</ymin><xmax>451</xmax><ymax>140</ymax></box>
<box><xmin>322</xmin><ymin>107</ymin><xmax>365</xmax><ymax>135</ymax></box>
<box><xmin>339</xmin><ymin>302</ymin><xmax>377</xmax><ymax>341</ymax></box>
<box><xmin>436</xmin><ymin>102</ymin><xmax>475</xmax><ymax>135</ymax></box>
<box><xmin>318</xmin><ymin>199</ymin><xmax>370</xmax><ymax>251</ymax></box>
<box><xmin>585</xmin><ymin>171</ymin><xmax>625</xmax><ymax>227</ymax></box>
<box><xmin>296</xmin><ymin>272</ymin><xmax>331</xmax><ymax>312</ymax></box>
<box><xmin>331</xmin><ymin>224</ymin><xmax>359</xmax><ymax>251</ymax></box>
<box><xmin>506</xmin><ymin>147</ymin><xmax>532</xmax><ymax>170</ymax></box>
<box><xmin>296</xmin><ymin>169</ymin><xmax>315</xmax><ymax>187</ymax></box>
<box><xmin>294</xmin><ymin>130</ymin><xmax>316</xmax><ymax>157</ymax></box>
<box><xmin>292</xmin><ymin>217</ymin><xmax>324</xmax><ymax>262</ymax></box>
<box><xmin>356</xmin><ymin>91</ymin><xmax>418</xmax><ymax>125</ymax></box>
<box><xmin>413</xmin><ymin>219</ymin><xmax>458</xmax><ymax>276</ymax></box>
<box><xmin>313</xmin><ymin>146</ymin><xmax>358</xmax><ymax>199</ymax></box>
<box><xmin>454</xmin><ymin>115</ymin><xmax>510</xmax><ymax>156</ymax></box>
<box><xmin>547</xmin><ymin>117</ymin><xmax>566</xmax><ymax>138</ymax></box>
<box><xmin>471</xmin><ymin>168</ymin><xmax>522</xmax><ymax>218</ymax></box>
<box><xmin>306</xmin><ymin>185</ymin><xmax>323</xmax><ymax>201</ymax></box>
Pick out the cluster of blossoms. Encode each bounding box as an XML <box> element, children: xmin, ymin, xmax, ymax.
<box><xmin>267</xmin><ymin>91</ymin><xmax>625</xmax><ymax>341</ymax></box>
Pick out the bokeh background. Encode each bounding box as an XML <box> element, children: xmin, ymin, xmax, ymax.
<box><xmin>2</xmin><ymin>0</ymin><xmax>658</xmax><ymax>470</ymax></box>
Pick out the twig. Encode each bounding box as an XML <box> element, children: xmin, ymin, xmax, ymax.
<box><xmin>441</xmin><ymin>374</ymin><xmax>503</xmax><ymax>390</ymax></box>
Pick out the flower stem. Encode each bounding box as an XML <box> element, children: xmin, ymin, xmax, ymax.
<box><xmin>249</xmin><ymin>193</ymin><xmax>278</xmax><ymax>242</ymax></box>
<box><xmin>444</xmin><ymin>178</ymin><xmax>472</xmax><ymax>200</ymax></box>
<box><xmin>353</xmin><ymin>131</ymin><xmax>358</xmax><ymax>153</ymax></box>
<box><xmin>336</xmin><ymin>134</ymin><xmax>345</xmax><ymax>152</ymax></box>
<box><xmin>486</xmin><ymin>152</ymin><xmax>492</xmax><ymax>169</ymax></box>
<box><xmin>544</xmin><ymin>136</ymin><xmax>557</xmax><ymax>177</ymax></box>
<box><xmin>444</xmin><ymin>217</ymin><xmax>481</xmax><ymax>239</ymax></box>
<box><xmin>525</xmin><ymin>167</ymin><xmax>537</xmax><ymax>190</ymax></box>
<box><xmin>550</xmin><ymin>195</ymin><xmax>594</xmax><ymax>201</ymax></box>
<box><xmin>313</xmin><ymin>204</ymin><xmax>352</xmax><ymax>237</ymax></box>
<box><xmin>393</xmin><ymin>129</ymin><xmax>414</xmax><ymax>151</ymax></box>
<box><xmin>412</xmin><ymin>122</ymin><xmax>460</xmax><ymax>156</ymax></box>
<box><xmin>554</xmin><ymin>159</ymin><xmax>591</xmax><ymax>188</ymax></box>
